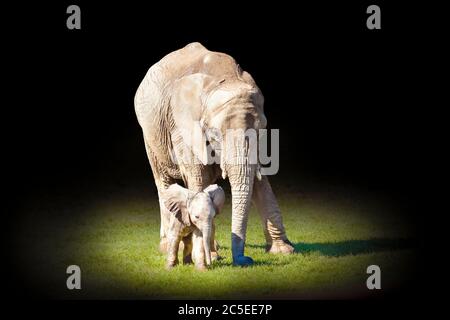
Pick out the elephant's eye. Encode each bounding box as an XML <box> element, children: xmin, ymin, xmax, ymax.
<box><xmin>194</xmin><ymin>215</ymin><xmax>200</xmax><ymax>219</ymax></box>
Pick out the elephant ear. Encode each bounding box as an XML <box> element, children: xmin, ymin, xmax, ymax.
<box><xmin>203</xmin><ymin>184</ymin><xmax>225</xmax><ymax>214</ymax></box>
<box><xmin>170</xmin><ymin>73</ymin><xmax>216</xmax><ymax>165</ymax></box>
<box><xmin>163</xmin><ymin>184</ymin><xmax>191</xmax><ymax>226</ymax></box>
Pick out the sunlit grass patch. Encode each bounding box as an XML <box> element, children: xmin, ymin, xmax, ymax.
<box><xmin>18</xmin><ymin>190</ymin><xmax>416</xmax><ymax>299</ymax></box>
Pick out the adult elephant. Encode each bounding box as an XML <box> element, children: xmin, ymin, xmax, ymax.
<box><xmin>135</xmin><ymin>42</ymin><xmax>294</xmax><ymax>266</ymax></box>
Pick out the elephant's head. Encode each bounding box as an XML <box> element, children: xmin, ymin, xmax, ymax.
<box><xmin>171</xmin><ymin>67</ymin><xmax>266</xmax><ymax>265</ymax></box>
<box><xmin>163</xmin><ymin>183</ymin><xmax>225</xmax><ymax>265</ymax></box>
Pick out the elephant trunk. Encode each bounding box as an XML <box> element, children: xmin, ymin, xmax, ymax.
<box><xmin>226</xmin><ymin>138</ymin><xmax>256</xmax><ymax>265</ymax></box>
<box><xmin>203</xmin><ymin>225</ymin><xmax>212</xmax><ymax>266</ymax></box>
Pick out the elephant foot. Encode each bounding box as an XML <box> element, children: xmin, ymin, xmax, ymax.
<box><xmin>233</xmin><ymin>255</ymin><xmax>254</xmax><ymax>267</ymax></box>
<box><xmin>267</xmin><ymin>239</ymin><xmax>295</xmax><ymax>254</ymax></box>
<box><xmin>195</xmin><ymin>264</ymin><xmax>207</xmax><ymax>271</ymax></box>
<box><xmin>232</xmin><ymin>235</ymin><xmax>253</xmax><ymax>266</ymax></box>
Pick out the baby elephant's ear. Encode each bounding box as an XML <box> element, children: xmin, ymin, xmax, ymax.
<box><xmin>204</xmin><ymin>184</ymin><xmax>225</xmax><ymax>214</ymax></box>
<box><xmin>163</xmin><ymin>184</ymin><xmax>190</xmax><ymax>226</ymax></box>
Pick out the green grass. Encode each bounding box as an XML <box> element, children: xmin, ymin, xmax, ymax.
<box><xmin>17</xmin><ymin>188</ymin><xmax>417</xmax><ymax>299</ymax></box>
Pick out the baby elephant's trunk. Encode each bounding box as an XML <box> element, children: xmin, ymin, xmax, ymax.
<box><xmin>203</xmin><ymin>225</ymin><xmax>212</xmax><ymax>266</ymax></box>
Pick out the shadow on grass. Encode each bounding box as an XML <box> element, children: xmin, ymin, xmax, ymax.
<box><xmin>296</xmin><ymin>238</ymin><xmax>417</xmax><ymax>256</ymax></box>
<box><xmin>214</xmin><ymin>258</ymin><xmax>290</xmax><ymax>268</ymax></box>
<box><xmin>248</xmin><ymin>238</ymin><xmax>416</xmax><ymax>257</ymax></box>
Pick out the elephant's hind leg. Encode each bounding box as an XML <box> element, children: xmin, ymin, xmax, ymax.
<box><xmin>143</xmin><ymin>136</ymin><xmax>176</xmax><ymax>253</ymax></box>
<box><xmin>252</xmin><ymin>176</ymin><xmax>295</xmax><ymax>254</ymax></box>
<box><xmin>210</xmin><ymin>222</ymin><xmax>222</xmax><ymax>261</ymax></box>
<box><xmin>182</xmin><ymin>234</ymin><xmax>193</xmax><ymax>264</ymax></box>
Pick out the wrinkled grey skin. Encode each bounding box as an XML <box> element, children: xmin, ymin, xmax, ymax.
<box><xmin>135</xmin><ymin>42</ymin><xmax>294</xmax><ymax>266</ymax></box>
<box><xmin>163</xmin><ymin>184</ymin><xmax>225</xmax><ymax>270</ymax></box>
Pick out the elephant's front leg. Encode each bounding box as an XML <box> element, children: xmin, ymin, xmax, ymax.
<box><xmin>182</xmin><ymin>234</ymin><xmax>193</xmax><ymax>265</ymax></box>
<box><xmin>166</xmin><ymin>232</ymin><xmax>181</xmax><ymax>269</ymax></box>
<box><xmin>252</xmin><ymin>176</ymin><xmax>295</xmax><ymax>254</ymax></box>
<box><xmin>192</xmin><ymin>229</ymin><xmax>207</xmax><ymax>271</ymax></box>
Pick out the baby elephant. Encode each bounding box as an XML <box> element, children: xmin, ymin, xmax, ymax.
<box><xmin>162</xmin><ymin>183</ymin><xmax>225</xmax><ymax>270</ymax></box>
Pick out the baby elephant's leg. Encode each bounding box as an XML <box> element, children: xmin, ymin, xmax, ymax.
<box><xmin>182</xmin><ymin>234</ymin><xmax>193</xmax><ymax>265</ymax></box>
<box><xmin>210</xmin><ymin>221</ymin><xmax>221</xmax><ymax>261</ymax></box>
<box><xmin>166</xmin><ymin>233</ymin><xmax>181</xmax><ymax>269</ymax></box>
<box><xmin>192</xmin><ymin>229</ymin><xmax>206</xmax><ymax>271</ymax></box>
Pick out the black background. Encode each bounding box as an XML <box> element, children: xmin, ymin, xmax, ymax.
<box><xmin>7</xmin><ymin>1</ymin><xmax>425</xmax><ymax>200</ymax></box>
<box><xmin>5</xmin><ymin>0</ymin><xmax>427</xmax><ymax>315</ymax></box>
